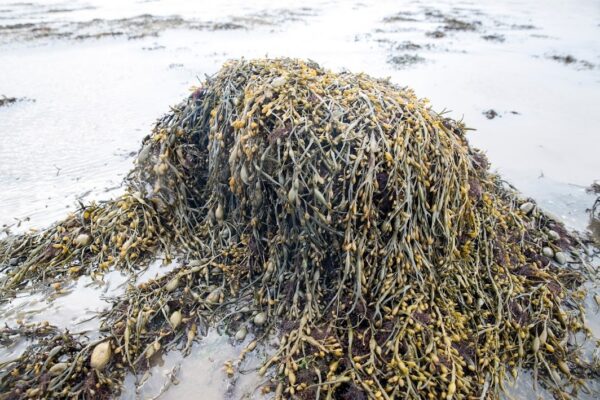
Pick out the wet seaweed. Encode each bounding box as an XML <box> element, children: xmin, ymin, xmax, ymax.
<box><xmin>1</xmin><ymin>58</ymin><xmax>599</xmax><ymax>399</ymax></box>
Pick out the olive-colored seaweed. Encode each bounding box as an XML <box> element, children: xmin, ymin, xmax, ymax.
<box><xmin>1</xmin><ymin>58</ymin><xmax>598</xmax><ymax>399</ymax></box>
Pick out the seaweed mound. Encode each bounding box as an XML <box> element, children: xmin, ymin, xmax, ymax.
<box><xmin>0</xmin><ymin>58</ymin><xmax>597</xmax><ymax>399</ymax></box>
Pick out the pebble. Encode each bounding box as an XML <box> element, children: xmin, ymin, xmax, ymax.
<box><xmin>74</xmin><ymin>233</ymin><xmax>91</xmax><ymax>247</ymax></box>
<box><xmin>206</xmin><ymin>288</ymin><xmax>221</xmax><ymax>304</ymax></box>
<box><xmin>90</xmin><ymin>341</ymin><xmax>112</xmax><ymax>370</ymax></box>
<box><xmin>165</xmin><ymin>276</ymin><xmax>180</xmax><ymax>292</ymax></box>
<box><xmin>271</xmin><ymin>76</ymin><xmax>287</xmax><ymax>88</ymax></box>
<box><xmin>235</xmin><ymin>326</ymin><xmax>248</xmax><ymax>341</ymax></box>
<box><xmin>253</xmin><ymin>312</ymin><xmax>267</xmax><ymax>326</ymax></box>
<box><xmin>547</xmin><ymin>230</ymin><xmax>560</xmax><ymax>241</ymax></box>
<box><xmin>520</xmin><ymin>202</ymin><xmax>535</xmax><ymax>214</ymax></box>
<box><xmin>542</xmin><ymin>247</ymin><xmax>554</xmax><ymax>258</ymax></box>
<box><xmin>554</xmin><ymin>252</ymin><xmax>567</xmax><ymax>265</ymax></box>
<box><xmin>169</xmin><ymin>310</ymin><xmax>182</xmax><ymax>330</ymax></box>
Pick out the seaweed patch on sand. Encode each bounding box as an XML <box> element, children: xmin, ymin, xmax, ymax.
<box><xmin>0</xmin><ymin>58</ymin><xmax>599</xmax><ymax>399</ymax></box>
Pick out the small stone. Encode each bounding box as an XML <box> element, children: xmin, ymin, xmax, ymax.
<box><xmin>74</xmin><ymin>233</ymin><xmax>91</xmax><ymax>247</ymax></box>
<box><xmin>554</xmin><ymin>252</ymin><xmax>567</xmax><ymax>265</ymax></box>
<box><xmin>169</xmin><ymin>310</ymin><xmax>182</xmax><ymax>330</ymax></box>
<box><xmin>165</xmin><ymin>276</ymin><xmax>180</xmax><ymax>292</ymax></box>
<box><xmin>542</xmin><ymin>247</ymin><xmax>554</xmax><ymax>258</ymax></box>
<box><xmin>520</xmin><ymin>202</ymin><xmax>535</xmax><ymax>215</ymax></box>
<box><xmin>271</xmin><ymin>76</ymin><xmax>286</xmax><ymax>88</ymax></box>
<box><xmin>90</xmin><ymin>341</ymin><xmax>112</xmax><ymax>370</ymax></box>
<box><xmin>206</xmin><ymin>288</ymin><xmax>221</xmax><ymax>304</ymax></box>
<box><xmin>547</xmin><ymin>230</ymin><xmax>560</xmax><ymax>241</ymax></box>
<box><xmin>253</xmin><ymin>312</ymin><xmax>267</xmax><ymax>326</ymax></box>
<box><xmin>235</xmin><ymin>326</ymin><xmax>248</xmax><ymax>341</ymax></box>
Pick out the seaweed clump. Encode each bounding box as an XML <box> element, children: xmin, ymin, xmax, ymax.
<box><xmin>1</xmin><ymin>58</ymin><xmax>598</xmax><ymax>399</ymax></box>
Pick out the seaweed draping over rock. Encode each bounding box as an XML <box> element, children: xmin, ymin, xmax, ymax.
<box><xmin>0</xmin><ymin>58</ymin><xmax>598</xmax><ymax>399</ymax></box>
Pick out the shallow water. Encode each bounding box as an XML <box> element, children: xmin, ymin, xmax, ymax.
<box><xmin>1</xmin><ymin>0</ymin><xmax>599</xmax><ymax>398</ymax></box>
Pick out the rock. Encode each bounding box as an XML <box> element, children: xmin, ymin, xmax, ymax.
<box><xmin>206</xmin><ymin>288</ymin><xmax>221</xmax><ymax>304</ymax></box>
<box><xmin>547</xmin><ymin>230</ymin><xmax>560</xmax><ymax>241</ymax></box>
<box><xmin>169</xmin><ymin>310</ymin><xmax>182</xmax><ymax>330</ymax></box>
<box><xmin>542</xmin><ymin>247</ymin><xmax>554</xmax><ymax>258</ymax></box>
<box><xmin>235</xmin><ymin>326</ymin><xmax>248</xmax><ymax>341</ymax></box>
<box><xmin>165</xmin><ymin>276</ymin><xmax>180</xmax><ymax>292</ymax></box>
<box><xmin>253</xmin><ymin>312</ymin><xmax>267</xmax><ymax>326</ymax></box>
<box><xmin>554</xmin><ymin>252</ymin><xmax>567</xmax><ymax>265</ymax></box>
<box><xmin>271</xmin><ymin>76</ymin><xmax>287</xmax><ymax>88</ymax></box>
<box><xmin>73</xmin><ymin>233</ymin><xmax>91</xmax><ymax>247</ymax></box>
<box><xmin>520</xmin><ymin>202</ymin><xmax>535</xmax><ymax>215</ymax></box>
<box><xmin>90</xmin><ymin>341</ymin><xmax>112</xmax><ymax>370</ymax></box>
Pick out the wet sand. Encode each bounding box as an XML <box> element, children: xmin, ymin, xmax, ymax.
<box><xmin>0</xmin><ymin>0</ymin><xmax>599</xmax><ymax>398</ymax></box>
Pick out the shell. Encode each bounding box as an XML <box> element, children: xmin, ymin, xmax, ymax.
<box><xmin>170</xmin><ymin>310</ymin><xmax>182</xmax><ymax>330</ymax></box>
<box><xmin>253</xmin><ymin>312</ymin><xmax>267</xmax><ymax>326</ymax></box>
<box><xmin>90</xmin><ymin>341</ymin><xmax>112</xmax><ymax>370</ymax></box>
